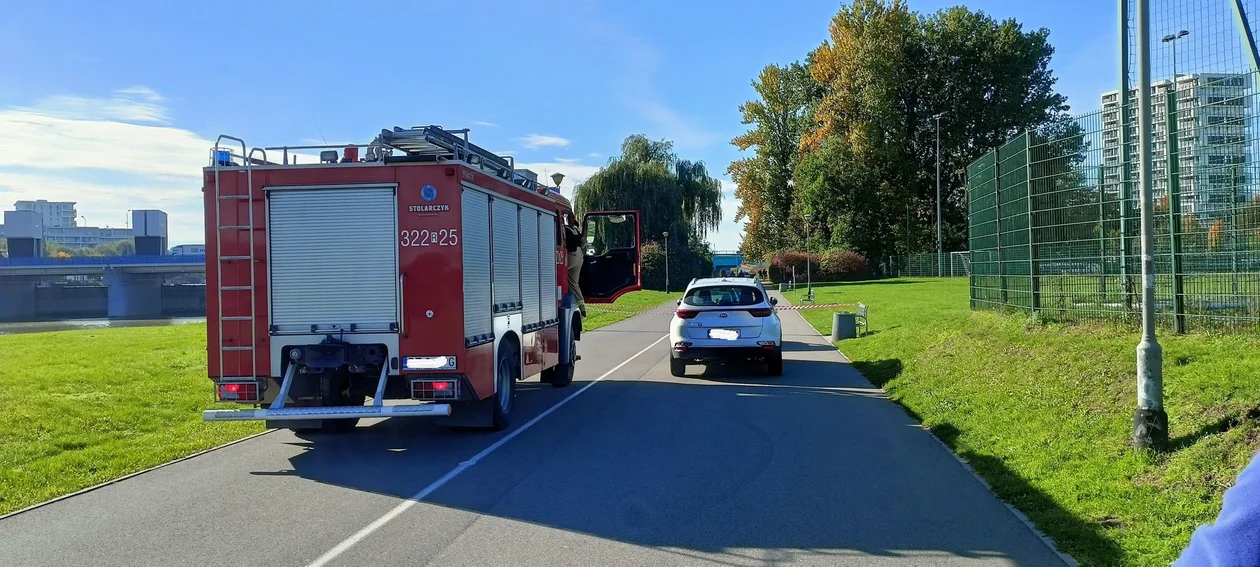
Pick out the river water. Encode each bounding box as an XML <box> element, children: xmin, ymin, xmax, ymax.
<box><xmin>0</xmin><ymin>317</ymin><xmax>207</xmax><ymax>336</ymax></box>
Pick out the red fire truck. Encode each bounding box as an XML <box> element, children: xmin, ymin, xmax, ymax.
<box><xmin>200</xmin><ymin>125</ymin><xmax>641</xmax><ymax>432</ymax></box>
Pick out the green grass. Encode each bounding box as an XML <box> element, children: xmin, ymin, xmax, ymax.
<box><xmin>0</xmin><ymin>324</ymin><xmax>263</xmax><ymax>517</ymax></box>
<box><xmin>583</xmin><ymin>289</ymin><xmax>677</xmax><ymax>330</ymax></box>
<box><xmin>0</xmin><ymin>291</ymin><xmax>674</xmax><ymax>517</ymax></box>
<box><xmin>784</xmin><ymin>278</ymin><xmax>1260</xmax><ymax>566</ymax></box>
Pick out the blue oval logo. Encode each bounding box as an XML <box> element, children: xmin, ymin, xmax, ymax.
<box><xmin>421</xmin><ymin>184</ymin><xmax>438</xmax><ymax>202</ymax></box>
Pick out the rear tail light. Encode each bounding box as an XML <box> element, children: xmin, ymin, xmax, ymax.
<box><xmin>747</xmin><ymin>308</ymin><xmax>773</xmax><ymax>317</ymax></box>
<box><xmin>674</xmin><ymin>341</ymin><xmax>692</xmax><ymax>351</ymax></box>
<box><xmin>411</xmin><ymin>379</ymin><xmax>459</xmax><ymax>400</ymax></box>
<box><xmin>217</xmin><ymin>381</ymin><xmax>260</xmax><ymax>402</ymax></box>
<box><xmin>675</xmin><ymin>309</ymin><xmax>700</xmax><ymax>319</ymax></box>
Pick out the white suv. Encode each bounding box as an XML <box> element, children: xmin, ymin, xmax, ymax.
<box><xmin>669</xmin><ymin>277</ymin><xmax>784</xmax><ymax>377</ymax></box>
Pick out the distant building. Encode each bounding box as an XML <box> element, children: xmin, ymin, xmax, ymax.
<box><xmin>3</xmin><ymin>201</ymin><xmax>135</xmax><ymax>247</ymax></box>
<box><xmin>1101</xmin><ymin>73</ymin><xmax>1252</xmax><ymax>218</ymax></box>
<box><xmin>14</xmin><ymin>200</ymin><xmax>78</xmax><ymax>228</ymax></box>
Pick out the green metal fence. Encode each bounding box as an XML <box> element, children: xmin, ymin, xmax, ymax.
<box><xmin>967</xmin><ymin>70</ymin><xmax>1260</xmax><ymax>332</ymax></box>
<box><xmin>884</xmin><ymin>252</ymin><xmax>970</xmax><ymax>278</ymax></box>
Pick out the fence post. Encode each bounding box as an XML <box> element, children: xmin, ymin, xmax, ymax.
<box><xmin>1026</xmin><ymin>132</ymin><xmax>1040</xmax><ymax>311</ymax></box>
<box><xmin>995</xmin><ymin>144</ymin><xmax>1007</xmax><ymax>306</ymax></box>
<box><xmin>1119</xmin><ymin>1</ymin><xmax>1134</xmax><ymax>312</ymax></box>
<box><xmin>1098</xmin><ymin>163</ymin><xmax>1109</xmax><ymax>299</ymax></box>
<box><xmin>1166</xmin><ymin>86</ymin><xmax>1187</xmax><ymax>333</ymax></box>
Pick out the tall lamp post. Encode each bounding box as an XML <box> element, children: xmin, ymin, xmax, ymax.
<box><xmin>663</xmin><ymin>230</ymin><xmax>670</xmax><ymax>293</ymax></box>
<box><xmin>1134</xmin><ymin>0</ymin><xmax>1168</xmax><ymax>449</ymax></box>
<box><xmin>934</xmin><ymin>112</ymin><xmax>946</xmax><ymax>277</ymax></box>
<box><xmin>803</xmin><ymin>213</ymin><xmax>813</xmax><ymax>297</ymax></box>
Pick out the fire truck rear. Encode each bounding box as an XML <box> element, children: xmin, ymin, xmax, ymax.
<box><xmin>200</xmin><ymin>126</ymin><xmax>642</xmax><ymax>432</ymax></box>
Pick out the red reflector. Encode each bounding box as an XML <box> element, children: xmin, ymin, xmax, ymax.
<box><xmin>433</xmin><ymin>381</ymin><xmax>450</xmax><ymax>391</ymax></box>
<box><xmin>676</xmin><ymin>309</ymin><xmax>699</xmax><ymax>319</ymax></box>
<box><xmin>224</xmin><ymin>383</ymin><xmax>241</xmax><ymax>393</ymax></box>
<box><xmin>747</xmin><ymin>308</ymin><xmax>773</xmax><ymax>317</ymax></box>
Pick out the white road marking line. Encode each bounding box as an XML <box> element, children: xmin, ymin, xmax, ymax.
<box><xmin>306</xmin><ymin>334</ymin><xmax>670</xmax><ymax>567</ymax></box>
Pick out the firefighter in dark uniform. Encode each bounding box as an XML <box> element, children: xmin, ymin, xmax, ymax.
<box><xmin>563</xmin><ymin>215</ymin><xmax>587</xmax><ymax>317</ymax></box>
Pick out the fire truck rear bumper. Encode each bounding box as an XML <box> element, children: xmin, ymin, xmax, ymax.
<box><xmin>202</xmin><ymin>403</ymin><xmax>453</xmax><ymax>422</ymax></box>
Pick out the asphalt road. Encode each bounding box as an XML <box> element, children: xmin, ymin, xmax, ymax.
<box><xmin>0</xmin><ymin>301</ymin><xmax>1071</xmax><ymax>567</ymax></box>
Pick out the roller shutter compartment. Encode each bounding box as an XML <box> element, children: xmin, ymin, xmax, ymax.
<box><xmin>267</xmin><ymin>186</ymin><xmax>399</xmax><ymax>334</ymax></box>
<box><xmin>491</xmin><ymin>198</ymin><xmax>521</xmax><ymax>311</ymax></box>
<box><xmin>520</xmin><ymin>208</ymin><xmax>541</xmax><ymax>327</ymax></box>
<box><xmin>462</xmin><ymin>187</ymin><xmax>493</xmax><ymax>340</ymax></box>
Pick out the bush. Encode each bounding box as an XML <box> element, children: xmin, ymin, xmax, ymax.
<box><xmin>764</xmin><ymin>248</ymin><xmax>872</xmax><ymax>283</ymax></box>
<box><xmin>767</xmin><ymin>250</ymin><xmax>822</xmax><ymax>283</ymax></box>
<box><xmin>820</xmin><ymin>249</ymin><xmax>873</xmax><ymax>281</ymax></box>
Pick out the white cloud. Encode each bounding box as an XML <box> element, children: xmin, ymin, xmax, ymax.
<box><xmin>0</xmin><ymin>88</ymin><xmax>322</xmax><ymax>245</ymax></box>
<box><xmin>472</xmin><ymin>120</ymin><xmax>499</xmax><ymax>128</ymax></box>
<box><xmin>25</xmin><ymin>85</ymin><xmax>169</xmax><ymax>124</ymax></box>
<box><xmin>516</xmin><ymin>134</ymin><xmax>571</xmax><ymax>149</ymax></box>
<box><xmin>587</xmin><ymin>152</ymin><xmax>603</xmax><ymax>159</ymax></box>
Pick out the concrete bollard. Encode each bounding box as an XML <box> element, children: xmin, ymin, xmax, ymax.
<box><xmin>831</xmin><ymin>311</ymin><xmax>857</xmax><ymax>342</ymax></box>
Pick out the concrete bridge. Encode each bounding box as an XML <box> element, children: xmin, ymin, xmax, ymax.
<box><xmin>0</xmin><ymin>255</ymin><xmax>207</xmax><ymax>322</ymax></box>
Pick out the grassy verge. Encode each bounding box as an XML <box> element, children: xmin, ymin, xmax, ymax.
<box><xmin>583</xmin><ymin>289</ymin><xmax>676</xmax><ymax>330</ymax></box>
<box><xmin>0</xmin><ymin>324</ymin><xmax>263</xmax><ymax>517</ymax></box>
<box><xmin>0</xmin><ymin>290</ymin><xmax>673</xmax><ymax>517</ymax></box>
<box><xmin>785</xmin><ymin>279</ymin><xmax>1260</xmax><ymax>567</ymax></box>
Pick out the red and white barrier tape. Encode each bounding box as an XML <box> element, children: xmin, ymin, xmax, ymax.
<box><xmin>586</xmin><ymin>302</ymin><xmax>856</xmax><ymax>316</ymax></box>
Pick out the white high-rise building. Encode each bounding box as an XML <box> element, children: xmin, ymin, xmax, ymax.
<box><xmin>1101</xmin><ymin>73</ymin><xmax>1251</xmax><ymax>217</ymax></box>
<box><xmin>14</xmin><ymin>200</ymin><xmax>78</xmax><ymax>228</ymax></box>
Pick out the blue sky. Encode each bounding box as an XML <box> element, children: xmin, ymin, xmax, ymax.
<box><xmin>0</xmin><ymin>0</ymin><xmax>1126</xmax><ymax>249</ymax></box>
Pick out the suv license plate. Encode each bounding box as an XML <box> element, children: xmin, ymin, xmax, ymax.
<box><xmin>709</xmin><ymin>328</ymin><xmax>739</xmax><ymax>340</ymax></box>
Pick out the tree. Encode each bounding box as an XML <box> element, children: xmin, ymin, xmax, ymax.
<box><xmin>729</xmin><ymin>59</ymin><xmax>824</xmax><ymax>258</ymax></box>
<box><xmin>573</xmin><ymin>134</ymin><xmax>724</xmax><ymax>287</ymax></box>
<box><xmin>794</xmin><ymin>0</ymin><xmax>1069</xmax><ymax>261</ymax></box>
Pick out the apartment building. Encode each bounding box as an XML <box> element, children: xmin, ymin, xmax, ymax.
<box><xmin>1100</xmin><ymin>72</ymin><xmax>1251</xmax><ymax>217</ymax></box>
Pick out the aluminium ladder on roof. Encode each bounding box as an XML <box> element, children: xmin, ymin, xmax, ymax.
<box><xmin>212</xmin><ymin>136</ymin><xmax>259</xmax><ymax>382</ymax></box>
<box><xmin>375</xmin><ymin>126</ymin><xmax>541</xmax><ymax>192</ymax></box>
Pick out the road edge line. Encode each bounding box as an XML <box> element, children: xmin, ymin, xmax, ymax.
<box><xmin>306</xmin><ymin>333</ymin><xmax>671</xmax><ymax>567</ymax></box>
<box><xmin>773</xmin><ymin>288</ymin><xmax>1078</xmax><ymax>566</ymax></box>
<box><xmin>0</xmin><ymin>428</ymin><xmax>276</xmax><ymax>522</ymax></box>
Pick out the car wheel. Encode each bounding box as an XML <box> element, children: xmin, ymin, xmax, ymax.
<box><xmin>545</xmin><ymin>333</ymin><xmax>577</xmax><ymax>388</ymax></box>
<box><xmin>490</xmin><ymin>344</ymin><xmax>519</xmax><ymax>430</ymax></box>
<box><xmin>766</xmin><ymin>353</ymin><xmax>783</xmax><ymax>377</ymax></box>
<box><xmin>670</xmin><ymin>357</ymin><xmax>687</xmax><ymax>377</ymax></box>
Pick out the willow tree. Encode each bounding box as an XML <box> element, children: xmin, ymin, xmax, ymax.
<box><xmin>574</xmin><ymin>134</ymin><xmax>723</xmax><ymax>247</ymax></box>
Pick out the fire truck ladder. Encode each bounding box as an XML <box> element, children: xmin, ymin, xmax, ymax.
<box><xmin>373</xmin><ymin>126</ymin><xmax>541</xmax><ymax>192</ymax></box>
<box><xmin>212</xmin><ymin>136</ymin><xmax>261</xmax><ymax>384</ymax></box>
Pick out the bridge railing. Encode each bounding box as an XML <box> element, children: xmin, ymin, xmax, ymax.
<box><xmin>0</xmin><ymin>255</ymin><xmax>208</xmax><ymax>267</ymax></box>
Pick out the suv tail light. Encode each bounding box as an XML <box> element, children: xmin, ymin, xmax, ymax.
<box><xmin>747</xmin><ymin>308</ymin><xmax>773</xmax><ymax>317</ymax></box>
<box><xmin>675</xmin><ymin>309</ymin><xmax>700</xmax><ymax>319</ymax></box>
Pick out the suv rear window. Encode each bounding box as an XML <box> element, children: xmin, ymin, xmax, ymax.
<box><xmin>682</xmin><ymin>285</ymin><xmax>764</xmax><ymax>307</ymax></box>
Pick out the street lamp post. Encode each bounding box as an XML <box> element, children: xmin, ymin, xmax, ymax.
<box><xmin>1134</xmin><ymin>0</ymin><xmax>1168</xmax><ymax>449</ymax></box>
<box><xmin>663</xmin><ymin>230</ymin><xmax>670</xmax><ymax>293</ymax></box>
<box><xmin>803</xmin><ymin>213</ymin><xmax>813</xmax><ymax>298</ymax></box>
<box><xmin>935</xmin><ymin>112</ymin><xmax>945</xmax><ymax>277</ymax></box>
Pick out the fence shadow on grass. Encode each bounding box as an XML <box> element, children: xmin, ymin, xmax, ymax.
<box><xmin>850</xmin><ymin>359</ymin><xmax>904</xmax><ymax>388</ymax></box>
<box><xmin>928</xmin><ymin>423</ymin><xmax>1123</xmax><ymax>567</ymax></box>
<box><xmin>1167</xmin><ymin>406</ymin><xmax>1260</xmax><ymax>453</ymax></box>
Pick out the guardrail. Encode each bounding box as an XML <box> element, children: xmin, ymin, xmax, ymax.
<box><xmin>0</xmin><ymin>255</ymin><xmax>207</xmax><ymax>267</ymax></box>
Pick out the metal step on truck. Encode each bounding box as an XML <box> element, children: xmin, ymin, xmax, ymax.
<box><xmin>200</xmin><ymin>125</ymin><xmax>642</xmax><ymax>432</ymax></box>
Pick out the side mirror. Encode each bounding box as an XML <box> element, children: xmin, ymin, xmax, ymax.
<box><xmin>676</xmin><ymin>298</ymin><xmax>683</xmax><ymax>306</ymax></box>
<box><xmin>770</xmin><ymin>297</ymin><xmax>778</xmax><ymax>306</ymax></box>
